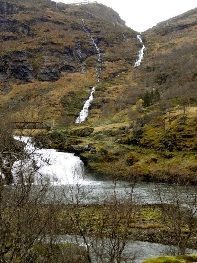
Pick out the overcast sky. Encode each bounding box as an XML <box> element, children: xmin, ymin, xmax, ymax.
<box><xmin>55</xmin><ymin>0</ymin><xmax>196</xmax><ymax>32</ymax></box>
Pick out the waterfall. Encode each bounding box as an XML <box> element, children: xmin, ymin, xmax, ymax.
<box><xmin>134</xmin><ymin>34</ymin><xmax>145</xmax><ymax>67</ymax></box>
<box><xmin>75</xmin><ymin>19</ymin><xmax>102</xmax><ymax>124</ymax></box>
<box><xmin>75</xmin><ymin>86</ymin><xmax>95</xmax><ymax>124</ymax></box>
<box><xmin>13</xmin><ymin>136</ymin><xmax>85</xmax><ymax>185</ymax></box>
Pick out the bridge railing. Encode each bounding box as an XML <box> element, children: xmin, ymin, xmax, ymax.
<box><xmin>11</xmin><ymin>122</ymin><xmax>51</xmax><ymax>130</ymax></box>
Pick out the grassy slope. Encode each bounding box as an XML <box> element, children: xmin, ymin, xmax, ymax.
<box><xmin>143</xmin><ymin>255</ymin><xmax>197</xmax><ymax>263</ymax></box>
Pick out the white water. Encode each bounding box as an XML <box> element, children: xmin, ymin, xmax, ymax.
<box><xmin>75</xmin><ymin>19</ymin><xmax>102</xmax><ymax>124</ymax></box>
<box><xmin>134</xmin><ymin>34</ymin><xmax>145</xmax><ymax>67</ymax></box>
<box><xmin>13</xmin><ymin>136</ymin><xmax>86</xmax><ymax>185</ymax></box>
<box><xmin>11</xmin><ymin>137</ymin><xmax>196</xmax><ymax>207</ymax></box>
<box><xmin>75</xmin><ymin>86</ymin><xmax>95</xmax><ymax>124</ymax></box>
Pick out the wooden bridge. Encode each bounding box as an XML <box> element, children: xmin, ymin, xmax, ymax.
<box><xmin>66</xmin><ymin>1</ymin><xmax>97</xmax><ymax>5</ymax></box>
<box><xmin>11</xmin><ymin>122</ymin><xmax>51</xmax><ymax>131</ymax></box>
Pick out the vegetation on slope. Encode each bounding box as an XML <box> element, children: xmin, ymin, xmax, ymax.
<box><xmin>0</xmin><ymin>0</ymin><xmax>196</xmax><ymax>183</ymax></box>
<box><xmin>143</xmin><ymin>254</ymin><xmax>197</xmax><ymax>263</ymax></box>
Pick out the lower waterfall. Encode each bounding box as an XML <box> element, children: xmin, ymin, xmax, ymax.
<box><xmin>13</xmin><ymin>136</ymin><xmax>85</xmax><ymax>185</ymax></box>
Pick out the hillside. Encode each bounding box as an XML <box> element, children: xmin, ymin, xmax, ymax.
<box><xmin>0</xmin><ymin>0</ymin><xmax>196</xmax><ymax>183</ymax></box>
<box><xmin>0</xmin><ymin>0</ymin><xmax>138</xmax><ymax>122</ymax></box>
<box><xmin>141</xmin><ymin>8</ymin><xmax>197</xmax><ymax>102</ymax></box>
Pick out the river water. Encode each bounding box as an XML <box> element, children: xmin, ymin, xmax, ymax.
<box><xmin>13</xmin><ymin>137</ymin><xmax>196</xmax><ymax>205</ymax></box>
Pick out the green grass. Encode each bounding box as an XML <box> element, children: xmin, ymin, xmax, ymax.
<box><xmin>143</xmin><ymin>255</ymin><xmax>197</xmax><ymax>263</ymax></box>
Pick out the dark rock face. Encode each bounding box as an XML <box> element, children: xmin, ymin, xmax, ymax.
<box><xmin>0</xmin><ymin>51</ymin><xmax>33</xmax><ymax>82</ymax></box>
<box><xmin>60</xmin><ymin>64</ymin><xmax>76</xmax><ymax>72</ymax></box>
<box><xmin>0</xmin><ymin>1</ymin><xmax>24</xmax><ymax>15</ymax></box>
<box><xmin>37</xmin><ymin>65</ymin><xmax>60</xmax><ymax>81</ymax></box>
<box><xmin>10</xmin><ymin>63</ymin><xmax>33</xmax><ymax>81</ymax></box>
<box><xmin>0</xmin><ymin>19</ymin><xmax>31</xmax><ymax>35</ymax></box>
<box><xmin>0</xmin><ymin>1</ymin><xmax>137</xmax><ymax>86</ymax></box>
<box><xmin>0</xmin><ymin>34</ymin><xmax>18</xmax><ymax>41</ymax></box>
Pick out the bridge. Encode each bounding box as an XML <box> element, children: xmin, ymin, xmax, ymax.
<box><xmin>11</xmin><ymin>122</ymin><xmax>51</xmax><ymax>131</ymax></box>
<box><xmin>65</xmin><ymin>1</ymin><xmax>97</xmax><ymax>5</ymax></box>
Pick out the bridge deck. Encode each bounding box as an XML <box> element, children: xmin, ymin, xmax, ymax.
<box><xmin>11</xmin><ymin>122</ymin><xmax>51</xmax><ymax>130</ymax></box>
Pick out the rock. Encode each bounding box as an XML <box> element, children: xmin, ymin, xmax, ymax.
<box><xmin>37</xmin><ymin>65</ymin><xmax>60</xmax><ymax>81</ymax></box>
<box><xmin>64</xmin><ymin>47</ymin><xmax>75</xmax><ymax>61</ymax></box>
<box><xmin>0</xmin><ymin>1</ymin><xmax>24</xmax><ymax>15</ymax></box>
<box><xmin>0</xmin><ymin>18</ymin><xmax>31</xmax><ymax>36</ymax></box>
<box><xmin>60</xmin><ymin>64</ymin><xmax>76</xmax><ymax>73</ymax></box>
<box><xmin>10</xmin><ymin>63</ymin><xmax>33</xmax><ymax>81</ymax></box>
<box><xmin>0</xmin><ymin>34</ymin><xmax>18</xmax><ymax>41</ymax></box>
<box><xmin>65</xmin><ymin>144</ymin><xmax>96</xmax><ymax>154</ymax></box>
<box><xmin>0</xmin><ymin>51</ymin><xmax>33</xmax><ymax>82</ymax></box>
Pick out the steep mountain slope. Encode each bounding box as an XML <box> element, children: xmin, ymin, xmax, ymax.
<box><xmin>141</xmin><ymin>8</ymin><xmax>197</xmax><ymax>102</ymax></box>
<box><xmin>0</xmin><ymin>0</ymin><xmax>138</xmax><ymax>122</ymax></box>
<box><xmin>0</xmin><ymin>1</ymin><xmax>196</xmax><ymax>183</ymax></box>
<box><xmin>53</xmin><ymin>7</ymin><xmax>196</xmax><ymax>184</ymax></box>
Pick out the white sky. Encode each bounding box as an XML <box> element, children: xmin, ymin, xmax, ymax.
<box><xmin>55</xmin><ymin>0</ymin><xmax>197</xmax><ymax>32</ymax></box>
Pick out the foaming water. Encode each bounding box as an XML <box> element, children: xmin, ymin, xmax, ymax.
<box><xmin>12</xmin><ymin>137</ymin><xmax>196</xmax><ymax>206</ymax></box>
<box><xmin>75</xmin><ymin>19</ymin><xmax>102</xmax><ymax>124</ymax></box>
<box><xmin>134</xmin><ymin>34</ymin><xmax>145</xmax><ymax>67</ymax></box>
<box><xmin>13</xmin><ymin>136</ymin><xmax>90</xmax><ymax>185</ymax></box>
<box><xmin>75</xmin><ymin>87</ymin><xmax>95</xmax><ymax>124</ymax></box>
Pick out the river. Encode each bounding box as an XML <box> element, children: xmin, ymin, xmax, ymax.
<box><xmin>13</xmin><ymin>136</ymin><xmax>196</xmax><ymax>262</ymax></box>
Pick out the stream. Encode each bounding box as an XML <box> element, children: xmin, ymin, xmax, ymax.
<box><xmin>75</xmin><ymin>19</ymin><xmax>102</xmax><ymax>124</ymax></box>
<box><xmin>134</xmin><ymin>34</ymin><xmax>146</xmax><ymax>67</ymax></box>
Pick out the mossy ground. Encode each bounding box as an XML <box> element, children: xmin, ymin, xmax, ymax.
<box><xmin>143</xmin><ymin>254</ymin><xmax>197</xmax><ymax>263</ymax></box>
<box><xmin>42</xmin><ymin>105</ymin><xmax>196</xmax><ymax>184</ymax></box>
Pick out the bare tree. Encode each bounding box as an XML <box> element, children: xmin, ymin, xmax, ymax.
<box><xmin>65</xmin><ymin>180</ymin><xmax>138</xmax><ymax>263</ymax></box>
<box><xmin>0</xmin><ymin>122</ymin><xmax>85</xmax><ymax>263</ymax></box>
<box><xmin>155</xmin><ymin>184</ymin><xmax>197</xmax><ymax>255</ymax></box>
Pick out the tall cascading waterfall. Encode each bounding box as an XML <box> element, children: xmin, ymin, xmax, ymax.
<box><xmin>13</xmin><ymin>136</ymin><xmax>85</xmax><ymax>185</ymax></box>
<box><xmin>134</xmin><ymin>34</ymin><xmax>145</xmax><ymax>67</ymax></box>
<box><xmin>75</xmin><ymin>19</ymin><xmax>102</xmax><ymax>124</ymax></box>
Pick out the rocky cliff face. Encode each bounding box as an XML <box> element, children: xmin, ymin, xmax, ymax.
<box><xmin>0</xmin><ymin>0</ymin><xmax>136</xmax><ymax>83</ymax></box>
